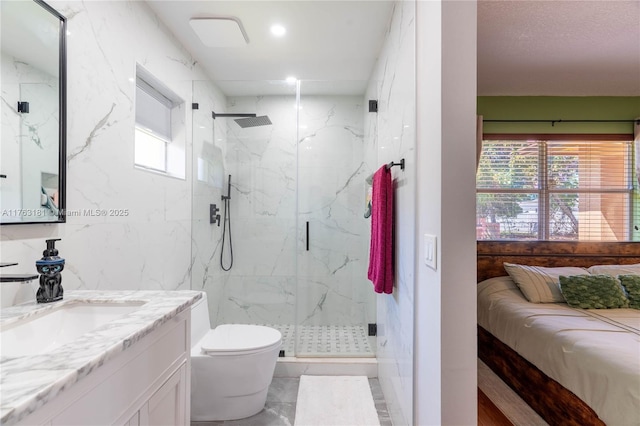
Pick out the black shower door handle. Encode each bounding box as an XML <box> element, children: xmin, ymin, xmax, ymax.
<box><xmin>306</xmin><ymin>221</ymin><xmax>309</xmax><ymax>251</ymax></box>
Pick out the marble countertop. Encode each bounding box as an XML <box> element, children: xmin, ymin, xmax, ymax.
<box><xmin>0</xmin><ymin>290</ymin><xmax>202</xmax><ymax>425</ymax></box>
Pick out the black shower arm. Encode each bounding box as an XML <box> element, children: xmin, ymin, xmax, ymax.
<box><xmin>212</xmin><ymin>112</ymin><xmax>257</xmax><ymax>119</ymax></box>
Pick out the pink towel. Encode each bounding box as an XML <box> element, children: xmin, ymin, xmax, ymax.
<box><xmin>367</xmin><ymin>165</ymin><xmax>394</xmax><ymax>294</ymax></box>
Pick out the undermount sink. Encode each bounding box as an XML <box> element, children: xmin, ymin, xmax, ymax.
<box><xmin>0</xmin><ymin>301</ymin><xmax>145</xmax><ymax>357</ymax></box>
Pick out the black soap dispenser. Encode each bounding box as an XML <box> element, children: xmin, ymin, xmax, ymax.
<box><xmin>36</xmin><ymin>238</ymin><xmax>65</xmax><ymax>303</ymax></box>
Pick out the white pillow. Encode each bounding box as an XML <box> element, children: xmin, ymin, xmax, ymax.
<box><xmin>503</xmin><ymin>262</ymin><xmax>589</xmax><ymax>303</ymax></box>
<box><xmin>587</xmin><ymin>263</ymin><xmax>640</xmax><ymax>277</ymax></box>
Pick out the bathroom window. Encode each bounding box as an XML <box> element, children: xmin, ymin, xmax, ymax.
<box><xmin>134</xmin><ymin>127</ymin><xmax>166</xmax><ymax>172</ymax></box>
<box><xmin>134</xmin><ymin>66</ymin><xmax>186</xmax><ymax>179</ymax></box>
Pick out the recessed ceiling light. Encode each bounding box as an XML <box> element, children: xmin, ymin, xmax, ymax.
<box><xmin>285</xmin><ymin>76</ymin><xmax>297</xmax><ymax>84</ymax></box>
<box><xmin>270</xmin><ymin>24</ymin><xmax>286</xmax><ymax>37</ymax></box>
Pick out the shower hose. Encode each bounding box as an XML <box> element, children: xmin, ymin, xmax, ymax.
<box><xmin>220</xmin><ymin>195</ymin><xmax>233</xmax><ymax>271</ymax></box>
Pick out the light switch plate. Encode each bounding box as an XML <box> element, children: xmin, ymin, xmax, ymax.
<box><xmin>424</xmin><ymin>234</ymin><xmax>437</xmax><ymax>270</ymax></box>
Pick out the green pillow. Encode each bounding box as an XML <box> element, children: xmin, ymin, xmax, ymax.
<box><xmin>618</xmin><ymin>275</ymin><xmax>640</xmax><ymax>310</ymax></box>
<box><xmin>559</xmin><ymin>274</ymin><xmax>629</xmax><ymax>309</ymax></box>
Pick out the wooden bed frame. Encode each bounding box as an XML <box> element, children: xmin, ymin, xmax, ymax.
<box><xmin>477</xmin><ymin>240</ymin><xmax>640</xmax><ymax>426</ymax></box>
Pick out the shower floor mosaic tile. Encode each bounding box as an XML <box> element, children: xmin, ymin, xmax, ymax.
<box><xmin>262</xmin><ymin>324</ymin><xmax>374</xmax><ymax>356</ymax></box>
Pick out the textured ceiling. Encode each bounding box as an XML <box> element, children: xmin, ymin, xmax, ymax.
<box><xmin>478</xmin><ymin>0</ymin><xmax>640</xmax><ymax>96</ymax></box>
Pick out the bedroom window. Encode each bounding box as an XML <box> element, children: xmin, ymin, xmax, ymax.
<box><xmin>476</xmin><ymin>135</ymin><xmax>635</xmax><ymax>241</ymax></box>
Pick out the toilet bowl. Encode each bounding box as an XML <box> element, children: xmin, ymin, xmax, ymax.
<box><xmin>190</xmin><ymin>293</ymin><xmax>282</xmax><ymax>421</ymax></box>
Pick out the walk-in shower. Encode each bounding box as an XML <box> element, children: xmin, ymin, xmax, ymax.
<box><xmin>192</xmin><ymin>80</ymin><xmax>375</xmax><ymax>358</ymax></box>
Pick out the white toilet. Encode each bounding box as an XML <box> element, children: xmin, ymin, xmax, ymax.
<box><xmin>190</xmin><ymin>293</ymin><xmax>282</xmax><ymax>421</ymax></box>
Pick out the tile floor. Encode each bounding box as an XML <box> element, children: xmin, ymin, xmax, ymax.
<box><xmin>263</xmin><ymin>324</ymin><xmax>374</xmax><ymax>356</ymax></box>
<box><xmin>191</xmin><ymin>377</ymin><xmax>392</xmax><ymax>426</ymax></box>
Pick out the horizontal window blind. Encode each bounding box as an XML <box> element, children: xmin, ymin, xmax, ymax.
<box><xmin>476</xmin><ymin>138</ymin><xmax>633</xmax><ymax>241</ymax></box>
<box><xmin>547</xmin><ymin>141</ymin><xmax>630</xmax><ymax>190</ymax></box>
<box><xmin>477</xmin><ymin>141</ymin><xmax>539</xmax><ymax>190</ymax></box>
<box><xmin>135</xmin><ymin>77</ymin><xmax>173</xmax><ymax>143</ymax></box>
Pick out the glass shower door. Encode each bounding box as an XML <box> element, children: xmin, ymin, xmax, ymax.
<box><xmin>295</xmin><ymin>80</ymin><xmax>376</xmax><ymax>357</ymax></box>
<box><xmin>191</xmin><ymin>79</ymin><xmax>375</xmax><ymax>357</ymax></box>
<box><xmin>191</xmin><ymin>80</ymin><xmax>300</xmax><ymax>355</ymax></box>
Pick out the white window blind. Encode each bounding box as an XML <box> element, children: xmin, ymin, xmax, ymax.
<box><xmin>476</xmin><ymin>138</ymin><xmax>633</xmax><ymax>241</ymax></box>
<box><xmin>135</xmin><ymin>77</ymin><xmax>173</xmax><ymax>142</ymax></box>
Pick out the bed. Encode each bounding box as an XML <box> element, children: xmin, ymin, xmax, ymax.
<box><xmin>477</xmin><ymin>241</ymin><xmax>640</xmax><ymax>426</ymax></box>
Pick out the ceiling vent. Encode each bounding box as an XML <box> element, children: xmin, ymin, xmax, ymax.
<box><xmin>189</xmin><ymin>17</ymin><xmax>249</xmax><ymax>47</ymax></box>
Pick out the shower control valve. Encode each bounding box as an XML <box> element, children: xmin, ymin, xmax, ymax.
<box><xmin>210</xmin><ymin>204</ymin><xmax>221</xmax><ymax>226</ymax></box>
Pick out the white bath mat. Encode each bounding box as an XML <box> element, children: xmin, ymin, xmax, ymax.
<box><xmin>294</xmin><ymin>375</ymin><xmax>380</xmax><ymax>426</ymax></box>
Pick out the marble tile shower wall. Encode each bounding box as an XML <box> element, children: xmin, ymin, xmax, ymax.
<box><xmin>1</xmin><ymin>1</ymin><xmax>216</xmax><ymax>294</ymax></box>
<box><xmin>208</xmin><ymin>95</ymin><xmax>297</xmax><ymax>327</ymax></box>
<box><xmin>191</xmin><ymin>80</ymin><xmax>229</xmax><ymax>322</ymax></box>
<box><xmin>201</xmin><ymin>94</ymin><xmax>375</xmax><ymax>330</ymax></box>
<box><xmin>365</xmin><ymin>1</ymin><xmax>416</xmax><ymax>425</ymax></box>
<box><xmin>297</xmin><ymin>95</ymin><xmax>374</xmax><ymax>328</ymax></box>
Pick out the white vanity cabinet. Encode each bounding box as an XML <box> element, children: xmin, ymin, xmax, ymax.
<box><xmin>147</xmin><ymin>363</ymin><xmax>187</xmax><ymax>425</ymax></box>
<box><xmin>121</xmin><ymin>364</ymin><xmax>187</xmax><ymax>426</ymax></box>
<box><xmin>19</xmin><ymin>310</ymin><xmax>191</xmax><ymax>426</ymax></box>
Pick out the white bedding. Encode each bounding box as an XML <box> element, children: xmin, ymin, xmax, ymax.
<box><xmin>478</xmin><ymin>276</ymin><xmax>640</xmax><ymax>426</ymax></box>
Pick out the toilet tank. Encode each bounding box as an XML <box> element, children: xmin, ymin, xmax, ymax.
<box><xmin>191</xmin><ymin>292</ymin><xmax>211</xmax><ymax>344</ymax></box>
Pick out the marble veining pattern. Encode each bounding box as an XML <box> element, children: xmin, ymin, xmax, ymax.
<box><xmin>0</xmin><ymin>290</ymin><xmax>202</xmax><ymax>426</ymax></box>
<box><xmin>365</xmin><ymin>1</ymin><xmax>416</xmax><ymax>425</ymax></box>
<box><xmin>213</xmin><ymin>95</ymin><xmax>374</xmax><ymax>331</ymax></box>
<box><xmin>191</xmin><ymin>91</ymin><xmax>374</xmax><ymax>345</ymax></box>
<box><xmin>2</xmin><ymin>0</ymin><xmax>213</xmax><ymax>301</ymax></box>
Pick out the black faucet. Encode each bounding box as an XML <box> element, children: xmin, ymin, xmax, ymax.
<box><xmin>0</xmin><ymin>262</ymin><xmax>39</xmax><ymax>282</ymax></box>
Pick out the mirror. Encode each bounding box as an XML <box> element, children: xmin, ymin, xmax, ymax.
<box><xmin>1</xmin><ymin>0</ymin><xmax>66</xmax><ymax>224</ymax></box>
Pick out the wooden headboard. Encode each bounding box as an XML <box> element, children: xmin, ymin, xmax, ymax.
<box><xmin>477</xmin><ymin>241</ymin><xmax>640</xmax><ymax>282</ymax></box>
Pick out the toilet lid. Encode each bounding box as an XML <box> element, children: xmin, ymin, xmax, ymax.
<box><xmin>200</xmin><ymin>324</ymin><xmax>282</xmax><ymax>354</ymax></box>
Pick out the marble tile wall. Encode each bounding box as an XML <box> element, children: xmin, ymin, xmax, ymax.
<box><xmin>296</xmin><ymin>94</ymin><xmax>374</xmax><ymax>329</ymax></box>
<box><xmin>210</xmin><ymin>94</ymin><xmax>298</xmax><ymax>327</ymax></box>
<box><xmin>1</xmin><ymin>1</ymin><xmax>215</xmax><ymax>299</ymax></box>
<box><xmin>190</xmin><ymin>80</ymin><xmax>229</xmax><ymax>323</ymax></box>
<box><xmin>2</xmin><ymin>5</ymin><xmax>414</xmax><ymax>413</ymax></box>
<box><xmin>365</xmin><ymin>1</ymin><xmax>416</xmax><ymax>425</ymax></box>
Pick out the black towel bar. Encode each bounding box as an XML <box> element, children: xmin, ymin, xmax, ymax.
<box><xmin>386</xmin><ymin>159</ymin><xmax>405</xmax><ymax>170</ymax></box>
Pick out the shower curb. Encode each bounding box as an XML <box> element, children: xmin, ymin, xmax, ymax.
<box><xmin>274</xmin><ymin>357</ymin><xmax>377</xmax><ymax>378</ymax></box>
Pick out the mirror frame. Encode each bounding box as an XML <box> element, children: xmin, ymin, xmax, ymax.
<box><xmin>2</xmin><ymin>0</ymin><xmax>67</xmax><ymax>225</ymax></box>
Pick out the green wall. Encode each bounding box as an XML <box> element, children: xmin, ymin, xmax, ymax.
<box><xmin>478</xmin><ymin>97</ymin><xmax>640</xmax><ymax>134</ymax></box>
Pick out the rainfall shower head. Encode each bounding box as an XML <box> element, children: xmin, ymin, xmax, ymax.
<box><xmin>211</xmin><ymin>111</ymin><xmax>272</xmax><ymax>128</ymax></box>
<box><xmin>234</xmin><ymin>115</ymin><xmax>272</xmax><ymax>128</ymax></box>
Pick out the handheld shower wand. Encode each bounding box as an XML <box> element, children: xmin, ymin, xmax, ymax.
<box><xmin>220</xmin><ymin>175</ymin><xmax>233</xmax><ymax>271</ymax></box>
<box><xmin>222</xmin><ymin>174</ymin><xmax>231</xmax><ymax>201</ymax></box>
